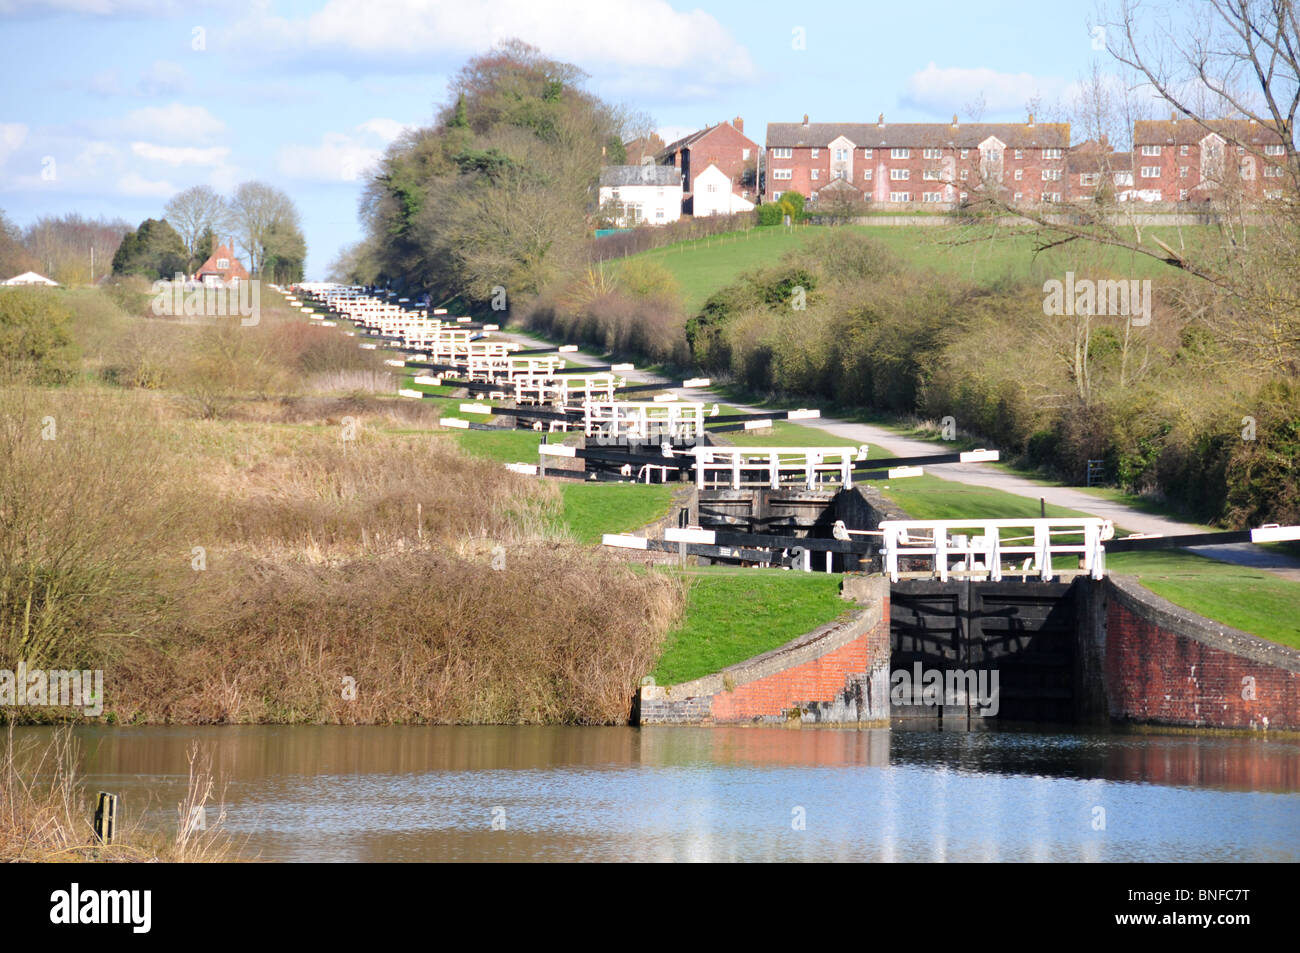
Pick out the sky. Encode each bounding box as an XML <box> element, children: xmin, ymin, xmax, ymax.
<box><xmin>0</xmin><ymin>0</ymin><xmax>1175</xmax><ymax>278</ymax></box>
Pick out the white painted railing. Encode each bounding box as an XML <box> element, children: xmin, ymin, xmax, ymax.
<box><xmin>878</xmin><ymin>518</ymin><xmax>1110</xmax><ymax>582</ymax></box>
<box><xmin>687</xmin><ymin>445</ymin><xmax>869</xmax><ymax>490</ymax></box>
<box><xmin>584</xmin><ymin>400</ymin><xmax>706</xmax><ymax>441</ymax></box>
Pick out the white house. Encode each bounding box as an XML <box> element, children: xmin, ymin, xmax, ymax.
<box><xmin>1</xmin><ymin>271</ymin><xmax>59</xmax><ymax>286</ymax></box>
<box><xmin>597</xmin><ymin>165</ymin><xmax>683</xmax><ymax>227</ymax></box>
<box><xmin>691</xmin><ymin>164</ymin><xmax>756</xmax><ymax>216</ymax></box>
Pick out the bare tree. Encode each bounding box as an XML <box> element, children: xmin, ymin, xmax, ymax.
<box><xmin>227</xmin><ymin>182</ymin><xmax>300</xmax><ymax>276</ymax></box>
<box><xmin>164</xmin><ymin>186</ymin><xmax>230</xmax><ymax>261</ymax></box>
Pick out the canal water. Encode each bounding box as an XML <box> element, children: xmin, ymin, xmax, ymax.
<box><xmin>8</xmin><ymin>725</ymin><xmax>1300</xmax><ymax>862</ymax></box>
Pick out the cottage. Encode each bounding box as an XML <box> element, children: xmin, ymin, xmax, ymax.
<box><xmin>597</xmin><ymin>166</ymin><xmax>683</xmax><ymax>227</ymax></box>
<box><xmin>194</xmin><ymin>239</ymin><xmax>250</xmax><ymax>287</ymax></box>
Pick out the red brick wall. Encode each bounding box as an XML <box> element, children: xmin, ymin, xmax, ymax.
<box><xmin>767</xmin><ymin>144</ymin><xmax>1067</xmax><ymax>207</ymax></box>
<box><xmin>710</xmin><ymin>613</ymin><xmax>890</xmax><ymax>721</ymax></box>
<box><xmin>1104</xmin><ymin>592</ymin><xmax>1300</xmax><ymax>730</ymax></box>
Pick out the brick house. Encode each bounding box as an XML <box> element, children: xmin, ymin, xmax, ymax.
<box><xmin>1066</xmin><ymin>138</ymin><xmax>1135</xmax><ymax>202</ymax></box>
<box><xmin>658</xmin><ymin>118</ymin><xmax>759</xmax><ymax>214</ymax></box>
<box><xmin>1130</xmin><ymin>115</ymin><xmax>1291</xmax><ymax>203</ymax></box>
<box><xmin>764</xmin><ymin>114</ymin><xmax>1071</xmax><ymax>208</ymax></box>
<box><xmin>194</xmin><ymin>239</ymin><xmax>250</xmax><ymax>286</ymax></box>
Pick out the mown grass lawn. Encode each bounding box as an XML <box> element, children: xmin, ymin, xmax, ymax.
<box><xmin>1106</xmin><ymin>550</ymin><xmax>1300</xmax><ymax>650</ymax></box>
<box><xmin>558</xmin><ymin>482</ymin><xmax>675</xmax><ymax>544</ymax></box>
<box><xmin>650</xmin><ymin>567</ymin><xmax>852</xmax><ymax>685</ymax></box>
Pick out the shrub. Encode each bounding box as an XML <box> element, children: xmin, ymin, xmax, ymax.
<box><xmin>0</xmin><ymin>287</ymin><xmax>74</xmax><ymax>384</ymax></box>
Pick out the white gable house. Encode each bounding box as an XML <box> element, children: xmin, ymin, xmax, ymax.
<box><xmin>692</xmin><ymin>164</ymin><xmax>756</xmax><ymax>217</ymax></box>
<box><xmin>598</xmin><ymin>165</ymin><xmax>683</xmax><ymax>227</ymax></box>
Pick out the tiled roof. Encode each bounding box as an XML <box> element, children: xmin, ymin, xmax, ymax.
<box><xmin>195</xmin><ymin>242</ymin><xmax>249</xmax><ymax>280</ymax></box>
<box><xmin>766</xmin><ymin>121</ymin><xmax>1071</xmax><ymax>149</ymax></box>
<box><xmin>599</xmin><ymin>165</ymin><xmax>682</xmax><ymax>187</ymax></box>
<box><xmin>1133</xmin><ymin>118</ymin><xmax>1288</xmax><ymax>146</ymax></box>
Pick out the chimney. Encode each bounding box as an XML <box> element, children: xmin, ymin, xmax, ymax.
<box><xmin>1171</xmin><ymin>111</ymin><xmax>1178</xmax><ymax>122</ymax></box>
<box><xmin>877</xmin><ymin>113</ymin><xmax>885</xmax><ymax>128</ymax></box>
<box><xmin>1027</xmin><ymin>112</ymin><xmax>1035</xmax><ymax>127</ymax></box>
<box><xmin>951</xmin><ymin>113</ymin><xmax>959</xmax><ymax>129</ymax></box>
<box><xmin>802</xmin><ymin>114</ymin><xmax>809</xmax><ymax>126</ymax></box>
<box><xmin>733</xmin><ymin>116</ymin><xmax>743</xmax><ymax>134</ymax></box>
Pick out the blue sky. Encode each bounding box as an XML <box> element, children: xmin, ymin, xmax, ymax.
<box><xmin>1</xmin><ymin>0</ymin><xmax>1146</xmax><ymax>277</ymax></box>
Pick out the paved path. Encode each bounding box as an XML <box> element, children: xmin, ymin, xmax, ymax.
<box><xmin>495</xmin><ymin>328</ymin><xmax>1300</xmax><ymax>581</ymax></box>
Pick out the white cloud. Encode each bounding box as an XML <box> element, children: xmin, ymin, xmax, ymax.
<box><xmin>356</xmin><ymin>118</ymin><xmax>413</xmax><ymax>143</ymax></box>
<box><xmin>0</xmin><ymin>123</ymin><xmax>28</xmax><ymax>167</ymax></box>
<box><xmin>277</xmin><ymin>118</ymin><xmax>412</xmax><ymax>182</ymax></box>
<box><xmin>902</xmin><ymin>62</ymin><xmax>1066</xmax><ymax>117</ymax></box>
<box><xmin>93</xmin><ymin>103</ymin><xmax>227</xmax><ymax>142</ymax></box>
<box><xmin>228</xmin><ymin>0</ymin><xmax>756</xmax><ymax>91</ymax></box>
<box><xmin>131</xmin><ymin>141</ymin><xmax>229</xmax><ymax>165</ymax></box>
<box><xmin>116</xmin><ymin>170</ymin><xmax>176</xmax><ymax>197</ymax></box>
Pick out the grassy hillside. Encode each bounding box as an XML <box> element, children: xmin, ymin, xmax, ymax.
<box><xmin>621</xmin><ymin>222</ymin><xmax>1208</xmax><ymax>312</ymax></box>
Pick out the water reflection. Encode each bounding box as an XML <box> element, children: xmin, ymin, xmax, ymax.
<box><xmin>5</xmin><ymin>725</ymin><xmax>1299</xmax><ymax>862</ymax></box>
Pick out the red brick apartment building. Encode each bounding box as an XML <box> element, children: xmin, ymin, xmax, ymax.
<box><xmin>659</xmin><ymin>118</ymin><xmax>759</xmax><ymax>213</ymax></box>
<box><xmin>1128</xmin><ymin>116</ymin><xmax>1291</xmax><ymax>202</ymax></box>
<box><xmin>763</xmin><ymin>114</ymin><xmax>1070</xmax><ymax>208</ymax></box>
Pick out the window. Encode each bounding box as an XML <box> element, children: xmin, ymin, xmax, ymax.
<box><xmin>1041</xmin><ymin>192</ymin><xmax>1061</xmax><ymax>203</ymax></box>
<box><xmin>1042</xmin><ymin>168</ymin><xmax>1062</xmax><ymax>181</ymax></box>
<box><xmin>959</xmin><ymin>168</ymin><xmax>968</xmax><ymax>180</ymax></box>
<box><xmin>834</xmin><ymin>148</ymin><xmax>848</xmax><ymax>161</ymax></box>
<box><xmin>923</xmin><ymin>168</ymin><xmax>941</xmax><ymax>180</ymax></box>
<box><xmin>959</xmin><ymin>191</ymin><xmax>968</xmax><ymax>201</ymax></box>
<box><xmin>833</xmin><ymin>169</ymin><xmax>846</xmax><ymax>180</ymax></box>
<box><xmin>810</xmin><ymin>191</ymin><xmax>818</xmax><ymax>201</ymax></box>
<box><xmin>863</xmin><ymin>169</ymin><xmax>872</xmax><ymax>179</ymax></box>
<box><xmin>1141</xmin><ymin>144</ymin><xmax>1161</xmax><ymax>156</ymax></box>
<box><xmin>890</xmin><ymin>168</ymin><xmax>910</xmax><ymax>180</ymax></box>
<box><xmin>1080</xmin><ymin>172</ymin><xmax>1099</xmax><ymax>186</ymax></box>
<box><xmin>1179</xmin><ymin>189</ymin><xmax>1188</xmax><ymax>200</ymax></box>
<box><xmin>1179</xmin><ymin>145</ymin><xmax>1189</xmax><ymax>156</ymax></box>
<box><xmin>217</xmin><ymin>258</ymin><xmax>229</xmax><ymax>269</ymax></box>
<box><xmin>1140</xmin><ymin>166</ymin><xmax>1161</xmax><ymax>178</ymax></box>
<box><xmin>889</xmin><ymin>191</ymin><xmax>911</xmax><ymax>202</ymax></box>
<box><xmin>1265</xmin><ymin>144</ymin><xmax>1285</xmax><ymax>155</ymax></box>
<box><xmin>1043</xmin><ymin>148</ymin><xmax>1062</xmax><ymax>159</ymax></box>
<box><xmin>1265</xmin><ymin>189</ymin><xmax>1284</xmax><ymax>199</ymax></box>
<box><xmin>891</xmin><ymin>147</ymin><xmax>910</xmax><ymax>158</ymax></box>
<box><xmin>772</xmin><ymin>191</ymin><xmax>782</xmax><ymax>200</ymax></box>
<box><xmin>810</xmin><ymin>148</ymin><xmax>820</xmax><ymax>158</ymax></box>
<box><xmin>1014</xmin><ymin>148</ymin><xmax>1024</xmax><ymax>159</ymax></box>
<box><xmin>922</xmin><ymin>192</ymin><xmax>944</xmax><ymax>202</ymax></box>
<box><xmin>863</xmin><ymin>148</ymin><xmax>872</xmax><ymax>157</ymax></box>
<box><xmin>1237</xmin><ymin>145</ymin><xmax>1245</xmax><ymax>154</ymax></box>
<box><xmin>960</xmin><ymin>148</ymin><xmax>969</xmax><ymax>158</ymax></box>
<box><xmin>656</xmin><ymin>208</ymin><xmax>665</xmax><ymax>220</ymax></box>
<box><xmin>810</xmin><ymin>169</ymin><xmax>820</xmax><ymax>180</ymax></box>
<box><xmin>923</xmin><ymin>148</ymin><xmax>942</xmax><ymax>159</ymax></box>
<box><xmin>771</xmin><ymin>168</ymin><xmax>793</xmax><ymax>180</ymax></box>
<box><xmin>1264</xmin><ymin>165</ymin><xmax>1284</xmax><ymax>177</ymax></box>
<box><xmin>1014</xmin><ymin>168</ymin><xmax>1023</xmax><ymax>181</ymax></box>
<box><xmin>742</xmin><ymin>148</ymin><xmax>751</xmax><ymax>160</ymax></box>
<box><xmin>771</xmin><ymin>147</ymin><xmax>792</xmax><ymax>158</ymax></box>
<box><xmin>1178</xmin><ymin>166</ymin><xmax>1189</xmax><ymax>178</ymax></box>
<box><xmin>705</xmin><ymin>183</ymin><xmax>718</xmax><ymax>192</ymax></box>
<box><xmin>1013</xmin><ymin>192</ymin><xmax>1022</xmax><ymax>202</ymax></box>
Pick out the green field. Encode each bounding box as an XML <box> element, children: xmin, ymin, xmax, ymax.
<box><xmin>650</xmin><ymin>567</ymin><xmax>852</xmax><ymax>685</ymax></box>
<box><xmin>623</xmin><ymin>223</ymin><xmax>1207</xmax><ymax>312</ymax></box>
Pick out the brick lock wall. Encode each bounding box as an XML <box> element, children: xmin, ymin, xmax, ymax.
<box><xmin>1103</xmin><ymin>577</ymin><xmax>1300</xmax><ymax>731</ymax></box>
<box><xmin>639</xmin><ymin>577</ymin><xmax>891</xmax><ymax>725</ymax></box>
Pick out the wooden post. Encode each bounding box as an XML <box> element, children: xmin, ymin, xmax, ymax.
<box><xmin>93</xmin><ymin>791</ymin><xmax>117</xmax><ymax>844</ymax></box>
